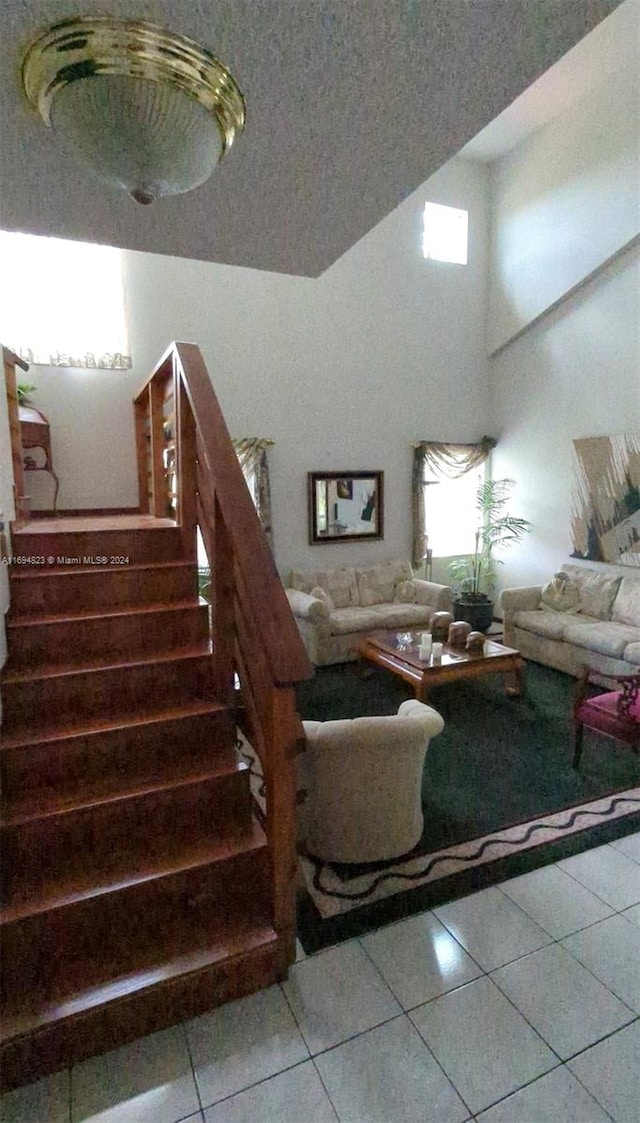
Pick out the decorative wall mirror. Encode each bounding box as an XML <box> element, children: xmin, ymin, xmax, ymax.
<box><xmin>308</xmin><ymin>471</ymin><xmax>384</xmax><ymax>544</ymax></box>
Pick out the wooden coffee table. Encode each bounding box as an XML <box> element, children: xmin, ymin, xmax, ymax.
<box><xmin>357</xmin><ymin>630</ymin><xmax>525</xmax><ymax>701</ymax></box>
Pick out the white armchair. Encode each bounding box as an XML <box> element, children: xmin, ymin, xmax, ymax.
<box><xmin>299</xmin><ymin>699</ymin><xmax>444</xmax><ymax>864</ymax></box>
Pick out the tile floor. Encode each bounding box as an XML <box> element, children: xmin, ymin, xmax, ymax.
<box><xmin>3</xmin><ymin>834</ymin><xmax>640</xmax><ymax>1123</ymax></box>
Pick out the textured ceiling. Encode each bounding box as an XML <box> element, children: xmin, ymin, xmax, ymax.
<box><xmin>0</xmin><ymin>0</ymin><xmax>624</xmax><ymax>276</ymax></box>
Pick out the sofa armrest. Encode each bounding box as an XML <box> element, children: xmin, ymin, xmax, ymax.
<box><xmin>413</xmin><ymin>579</ymin><xmax>453</xmax><ymax>613</ymax></box>
<box><xmin>499</xmin><ymin>586</ymin><xmax>543</xmax><ymax>616</ymax></box>
<box><xmin>285</xmin><ymin>588</ymin><xmax>329</xmax><ymax>622</ymax></box>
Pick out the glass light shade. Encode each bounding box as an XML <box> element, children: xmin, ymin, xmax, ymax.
<box><xmin>21</xmin><ymin>17</ymin><xmax>245</xmax><ymax>205</ymax></box>
<box><xmin>50</xmin><ymin>75</ymin><xmax>224</xmax><ymax>203</ymax></box>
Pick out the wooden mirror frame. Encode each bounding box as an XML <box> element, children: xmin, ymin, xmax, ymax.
<box><xmin>308</xmin><ymin>470</ymin><xmax>384</xmax><ymax>544</ymax></box>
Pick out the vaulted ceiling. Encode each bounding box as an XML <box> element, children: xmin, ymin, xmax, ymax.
<box><xmin>0</xmin><ymin>0</ymin><xmax>624</xmax><ymax>276</ymax></box>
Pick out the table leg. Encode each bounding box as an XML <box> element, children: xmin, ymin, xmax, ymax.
<box><xmin>504</xmin><ymin>659</ymin><xmax>525</xmax><ymax>698</ymax></box>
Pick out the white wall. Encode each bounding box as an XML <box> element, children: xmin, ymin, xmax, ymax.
<box><xmin>125</xmin><ymin>156</ymin><xmax>490</xmax><ymax>575</ymax></box>
<box><xmin>487</xmin><ymin>6</ymin><xmax>639</xmax><ymax>355</ymax></box>
<box><xmin>16</xmin><ymin>363</ymin><xmax>140</xmax><ymax>511</ymax></box>
<box><xmin>491</xmin><ymin>243</ymin><xmax>639</xmax><ymax>590</ymax></box>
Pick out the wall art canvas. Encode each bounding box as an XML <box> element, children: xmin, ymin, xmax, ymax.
<box><xmin>571</xmin><ymin>433</ymin><xmax>640</xmax><ymax>567</ymax></box>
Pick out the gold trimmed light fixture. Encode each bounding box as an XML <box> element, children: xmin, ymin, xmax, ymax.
<box><xmin>22</xmin><ymin>16</ymin><xmax>246</xmax><ymax>204</ymax></box>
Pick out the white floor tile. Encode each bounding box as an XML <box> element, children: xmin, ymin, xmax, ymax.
<box><xmin>0</xmin><ymin>1070</ymin><xmax>69</xmax><ymax>1123</ymax></box>
<box><xmin>203</xmin><ymin>1061</ymin><xmax>338</xmax><ymax>1123</ymax></box>
<box><xmin>315</xmin><ymin>1015</ymin><xmax>469</xmax><ymax>1123</ymax></box>
<box><xmin>433</xmin><ymin>886</ymin><xmax>552</xmax><ymax>971</ymax></box>
<box><xmin>409</xmin><ymin>975</ymin><xmax>556</xmax><ymax>1115</ymax></box>
<box><xmin>185</xmin><ymin>984</ymin><xmax>308</xmax><ymax>1109</ymax></box>
<box><xmin>622</xmin><ymin>902</ymin><xmax>640</xmax><ymax>928</ymax></box>
<box><xmin>498</xmin><ymin>863</ymin><xmax>613</xmax><ymax>938</ymax></box>
<box><xmin>474</xmin><ymin>1065</ymin><xmax>612</xmax><ymax>1122</ymax></box>
<box><xmin>70</xmin><ymin>1026</ymin><xmax>199</xmax><ymax>1123</ymax></box>
<box><xmin>491</xmin><ymin>943</ymin><xmax>634</xmax><ymax>1060</ymax></box>
<box><xmin>360</xmin><ymin>910</ymin><xmax>483</xmax><ymax>1009</ymax></box>
<box><xmin>568</xmin><ymin>1021</ymin><xmax>640</xmax><ymax>1123</ymax></box>
<box><xmin>281</xmin><ymin>940</ymin><xmax>401</xmax><ymax>1054</ymax></box>
<box><xmin>562</xmin><ymin>914</ymin><xmax>640</xmax><ymax>1014</ymax></box>
<box><xmin>609</xmin><ymin>830</ymin><xmax>640</xmax><ymax>864</ymax></box>
<box><xmin>558</xmin><ymin>843</ymin><xmax>640</xmax><ymax>910</ymax></box>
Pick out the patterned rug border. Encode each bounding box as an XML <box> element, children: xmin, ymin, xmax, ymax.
<box><xmin>237</xmin><ymin>732</ymin><xmax>640</xmax><ymax>951</ymax></box>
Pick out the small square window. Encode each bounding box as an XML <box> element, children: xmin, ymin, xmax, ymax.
<box><xmin>423</xmin><ymin>202</ymin><xmax>468</xmax><ymax>264</ymax></box>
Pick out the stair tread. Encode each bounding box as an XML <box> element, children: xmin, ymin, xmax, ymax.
<box><xmin>6</xmin><ymin>598</ymin><xmax>206</xmax><ymax>629</ymax></box>
<box><xmin>0</xmin><ymin>923</ymin><xmax>277</xmax><ymax>1042</ymax></box>
<box><xmin>1</xmin><ymin>820</ymin><xmax>266</xmax><ymax>924</ymax></box>
<box><xmin>1</xmin><ymin>643</ymin><xmax>213</xmax><ymax>684</ymax></box>
<box><xmin>8</xmin><ymin>557</ymin><xmax>196</xmax><ymax>582</ymax></box>
<box><xmin>13</xmin><ymin>515</ymin><xmax>178</xmax><ymax>534</ymax></box>
<box><xmin>0</xmin><ymin>698</ymin><xmax>229</xmax><ymax>751</ymax></box>
<box><xmin>1</xmin><ymin>759</ymin><xmax>246</xmax><ymax>826</ymax></box>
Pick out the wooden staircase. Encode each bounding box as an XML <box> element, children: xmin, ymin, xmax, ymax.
<box><xmin>0</xmin><ymin>346</ymin><xmax>312</xmax><ymax>1089</ymax></box>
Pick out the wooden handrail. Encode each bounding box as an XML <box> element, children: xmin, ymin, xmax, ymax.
<box><xmin>135</xmin><ymin>342</ymin><xmax>311</xmax><ymax>687</ymax></box>
<box><xmin>134</xmin><ymin>342</ymin><xmax>312</xmax><ymax>963</ymax></box>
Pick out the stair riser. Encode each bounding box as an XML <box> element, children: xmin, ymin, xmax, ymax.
<box><xmin>3</xmin><ymin>849</ymin><xmax>271</xmax><ymax>1003</ymax></box>
<box><xmin>12</xmin><ymin>528</ymin><xmax>184</xmax><ymax>566</ymax></box>
<box><xmin>6</xmin><ymin>605</ymin><xmax>210</xmax><ymax>671</ymax></box>
<box><xmin>1</xmin><ymin>711</ymin><xmax>234</xmax><ymax>810</ymax></box>
<box><xmin>2</xmin><ymin>656</ymin><xmax>215</xmax><ymax>735</ymax></box>
<box><xmin>3</xmin><ymin>772</ymin><xmax>254</xmax><ymax>902</ymax></box>
<box><xmin>8</xmin><ymin>564</ymin><xmax>198</xmax><ymax>617</ymax></box>
<box><xmin>0</xmin><ymin>931</ymin><xmax>282</xmax><ymax>1093</ymax></box>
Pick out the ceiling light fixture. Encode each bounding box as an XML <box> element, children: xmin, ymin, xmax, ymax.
<box><xmin>21</xmin><ymin>16</ymin><xmax>246</xmax><ymax>205</ymax></box>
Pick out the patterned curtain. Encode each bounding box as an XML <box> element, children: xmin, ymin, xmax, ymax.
<box><xmin>411</xmin><ymin>436</ymin><xmax>496</xmax><ymax>567</ymax></box>
<box><xmin>232</xmin><ymin>438</ymin><xmax>275</xmax><ymax>549</ymax></box>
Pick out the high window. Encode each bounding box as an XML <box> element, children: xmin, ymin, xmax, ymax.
<box><xmin>422</xmin><ymin>202</ymin><xmax>468</xmax><ymax>265</ymax></box>
<box><xmin>0</xmin><ymin>230</ymin><xmax>130</xmax><ymax>369</ymax></box>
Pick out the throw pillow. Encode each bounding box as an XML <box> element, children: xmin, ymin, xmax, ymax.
<box><xmin>540</xmin><ymin>572</ymin><xmax>580</xmax><ymax>614</ymax></box>
<box><xmin>356</xmin><ymin>564</ymin><xmax>397</xmax><ymax>606</ymax></box>
<box><xmin>577</xmin><ymin>573</ymin><xmax>622</xmax><ymax>620</ymax></box>
<box><xmin>310</xmin><ymin>585</ymin><xmax>334</xmax><ymax>611</ymax></box>
<box><xmin>394</xmin><ymin>579</ymin><xmax>417</xmax><ymax>604</ymax></box>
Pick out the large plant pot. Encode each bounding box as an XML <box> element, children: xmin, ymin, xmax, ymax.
<box><xmin>453</xmin><ymin>596</ymin><xmax>494</xmax><ymax>633</ymax></box>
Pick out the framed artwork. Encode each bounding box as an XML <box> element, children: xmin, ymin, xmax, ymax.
<box><xmin>571</xmin><ymin>433</ymin><xmax>640</xmax><ymax>566</ymax></box>
<box><xmin>308</xmin><ymin>470</ymin><xmax>384</xmax><ymax>544</ymax></box>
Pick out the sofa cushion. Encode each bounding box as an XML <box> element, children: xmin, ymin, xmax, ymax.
<box><xmin>623</xmin><ymin>643</ymin><xmax>640</xmax><ymax>666</ymax></box>
<box><xmin>356</xmin><ymin>560</ymin><xmax>412</xmax><ymax>606</ymax></box>
<box><xmin>561</xmin><ymin>565</ymin><xmax>621</xmax><ymax>620</ymax></box>
<box><xmin>394</xmin><ymin>579</ymin><xmax>417</xmax><ymax>604</ymax></box>
<box><xmin>370</xmin><ymin>603</ymin><xmax>434</xmax><ymax>629</ymax></box>
<box><xmin>512</xmin><ymin>610</ymin><xmax>573</xmax><ymax>641</ymax></box>
<box><xmin>329</xmin><ymin>606</ymin><xmax>383</xmax><ymax>635</ymax></box>
<box><xmin>563</xmin><ymin>621</ymin><xmax>640</xmax><ymax>658</ymax></box>
<box><xmin>311</xmin><ymin>585</ymin><xmax>334</xmax><ymax>611</ymax></box>
<box><xmin>611</xmin><ymin>577</ymin><xmax>640</xmax><ymax>627</ymax></box>
<box><xmin>290</xmin><ymin>566</ymin><xmax>359</xmax><ymax>609</ymax></box>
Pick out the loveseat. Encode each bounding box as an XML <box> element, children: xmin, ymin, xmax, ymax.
<box><xmin>285</xmin><ymin>558</ymin><xmax>452</xmax><ymax>666</ymax></box>
<box><xmin>501</xmin><ymin>563</ymin><xmax>640</xmax><ymax>681</ymax></box>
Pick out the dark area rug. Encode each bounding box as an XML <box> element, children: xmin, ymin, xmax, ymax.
<box><xmin>295</xmin><ymin>660</ymin><xmax>640</xmax><ymax>952</ymax></box>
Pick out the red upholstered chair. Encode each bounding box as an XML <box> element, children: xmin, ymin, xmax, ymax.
<box><xmin>573</xmin><ymin>668</ymin><xmax>640</xmax><ymax>769</ymax></box>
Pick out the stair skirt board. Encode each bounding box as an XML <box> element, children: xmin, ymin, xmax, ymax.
<box><xmin>0</xmin><ymin>518</ymin><xmax>285</xmax><ymax>1090</ymax></box>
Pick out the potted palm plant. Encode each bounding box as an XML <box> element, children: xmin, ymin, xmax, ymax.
<box><xmin>449</xmin><ymin>477</ymin><xmax>531</xmax><ymax>632</ymax></box>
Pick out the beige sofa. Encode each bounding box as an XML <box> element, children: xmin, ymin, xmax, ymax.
<box><xmin>285</xmin><ymin>558</ymin><xmax>452</xmax><ymax>666</ymax></box>
<box><xmin>501</xmin><ymin>563</ymin><xmax>640</xmax><ymax>681</ymax></box>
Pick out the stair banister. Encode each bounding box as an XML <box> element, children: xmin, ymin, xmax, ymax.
<box><xmin>134</xmin><ymin>341</ymin><xmax>312</xmax><ymax>963</ymax></box>
<box><xmin>2</xmin><ymin>345</ymin><xmax>30</xmax><ymax>525</ymax></box>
